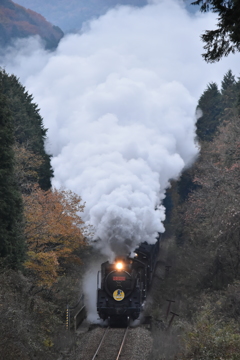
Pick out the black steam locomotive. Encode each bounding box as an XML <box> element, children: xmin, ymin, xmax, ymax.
<box><xmin>97</xmin><ymin>237</ymin><xmax>160</xmax><ymax>324</ymax></box>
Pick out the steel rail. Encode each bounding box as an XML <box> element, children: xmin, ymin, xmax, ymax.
<box><xmin>115</xmin><ymin>327</ymin><xmax>129</xmax><ymax>360</ymax></box>
<box><xmin>91</xmin><ymin>327</ymin><xmax>110</xmax><ymax>360</ymax></box>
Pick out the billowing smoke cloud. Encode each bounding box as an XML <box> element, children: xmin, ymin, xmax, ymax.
<box><xmin>2</xmin><ymin>0</ymin><xmax>240</xmax><ymax>258</ymax></box>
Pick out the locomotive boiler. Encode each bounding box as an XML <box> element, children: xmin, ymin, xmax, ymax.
<box><xmin>97</xmin><ymin>237</ymin><xmax>160</xmax><ymax>324</ymax></box>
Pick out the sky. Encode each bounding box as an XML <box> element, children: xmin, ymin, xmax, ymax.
<box><xmin>14</xmin><ymin>0</ymin><xmax>148</xmax><ymax>32</ymax></box>
<box><xmin>13</xmin><ymin>0</ymin><xmax>198</xmax><ymax>32</ymax></box>
<box><xmin>2</xmin><ymin>0</ymin><xmax>240</xmax><ymax>258</ymax></box>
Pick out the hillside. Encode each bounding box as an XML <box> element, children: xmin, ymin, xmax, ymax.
<box><xmin>14</xmin><ymin>0</ymin><xmax>197</xmax><ymax>32</ymax></box>
<box><xmin>151</xmin><ymin>70</ymin><xmax>240</xmax><ymax>359</ymax></box>
<box><xmin>0</xmin><ymin>0</ymin><xmax>63</xmax><ymax>49</ymax></box>
<box><xmin>0</xmin><ymin>69</ymin><xmax>89</xmax><ymax>359</ymax></box>
<box><xmin>12</xmin><ymin>0</ymin><xmax>147</xmax><ymax>32</ymax></box>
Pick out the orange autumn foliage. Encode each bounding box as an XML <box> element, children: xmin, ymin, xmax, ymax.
<box><xmin>23</xmin><ymin>186</ymin><xmax>87</xmax><ymax>287</ymax></box>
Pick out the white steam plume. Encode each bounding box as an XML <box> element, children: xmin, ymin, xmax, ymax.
<box><xmin>2</xmin><ymin>0</ymin><xmax>240</xmax><ymax>258</ymax></box>
<box><xmin>83</xmin><ymin>264</ymin><xmax>102</xmax><ymax>322</ymax></box>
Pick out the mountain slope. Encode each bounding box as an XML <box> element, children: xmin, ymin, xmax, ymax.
<box><xmin>13</xmin><ymin>0</ymin><xmax>148</xmax><ymax>31</ymax></box>
<box><xmin>13</xmin><ymin>0</ymin><xmax>199</xmax><ymax>32</ymax></box>
<box><xmin>0</xmin><ymin>0</ymin><xmax>63</xmax><ymax>49</ymax></box>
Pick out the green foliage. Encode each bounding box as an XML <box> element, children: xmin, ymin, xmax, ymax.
<box><xmin>0</xmin><ymin>86</ymin><xmax>25</xmax><ymax>268</ymax></box>
<box><xmin>0</xmin><ymin>68</ymin><xmax>54</xmax><ymax>268</ymax></box>
<box><xmin>196</xmin><ymin>71</ymin><xmax>238</xmax><ymax>143</ymax></box>
<box><xmin>221</xmin><ymin>70</ymin><xmax>238</xmax><ymax>116</ymax></box>
<box><xmin>0</xmin><ymin>70</ymin><xmax>53</xmax><ymax>191</ymax></box>
<box><xmin>191</xmin><ymin>0</ymin><xmax>240</xmax><ymax>62</ymax></box>
<box><xmin>152</xmin><ymin>72</ymin><xmax>240</xmax><ymax>360</ymax></box>
<box><xmin>186</xmin><ymin>112</ymin><xmax>240</xmax><ymax>288</ymax></box>
<box><xmin>164</xmin><ymin>73</ymin><xmax>238</xmax><ymax>241</ymax></box>
<box><xmin>165</xmin><ymin>70</ymin><xmax>240</xmax><ymax>291</ymax></box>
<box><xmin>177</xmin><ymin>167</ymin><xmax>200</xmax><ymax>203</ymax></box>
<box><xmin>196</xmin><ymin>82</ymin><xmax>223</xmax><ymax>141</ymax></box>
<box><xmin>181</xmin><ymin>302</ymin><xmax>240</xmax><ymax>360</ymax></box>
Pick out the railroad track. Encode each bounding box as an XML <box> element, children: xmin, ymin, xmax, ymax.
<box><xmin>91</xmin><ymin>326</ymin><xmax>129</xmax><ymax>360</ymax></box>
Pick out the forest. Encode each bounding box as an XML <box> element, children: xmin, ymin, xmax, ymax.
<box><xmin>151</xmin><ymin>69</ymin><xmax>240</xmax><ymax>359</ymax></box>
<box><xmin>0</xmin><ymin>69</ymin><xmax>90</xmax><ymax>359</ymax></box>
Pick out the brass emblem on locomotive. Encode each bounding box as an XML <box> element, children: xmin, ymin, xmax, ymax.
<box><xmin>113</xmin><ymin>289</ymin><xmax>125</xmax><ymax>301</ymax></box>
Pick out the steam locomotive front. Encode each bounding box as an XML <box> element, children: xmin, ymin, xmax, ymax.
<box><xmin>97</xmin><ymin>257</ymin><xmax>143</xmax><ymax>322</ymax></box>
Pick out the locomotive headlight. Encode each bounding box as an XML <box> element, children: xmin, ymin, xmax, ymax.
<box><xmin>116</xmin><ymin>262</ymin><xmax>123</xmax><ymax>270</ymax></box>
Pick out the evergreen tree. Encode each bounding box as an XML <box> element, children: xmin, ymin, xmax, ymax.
<box><xmin>221</xmin><ymin>69</ymin><xmax>236</xmax><ymax>92</ymax></box>
<box><xmin>0</xmin><ymin>71</ymin><xmax>53</xmax><ymax>191</ymax></box>
<box><xmin>0</xmin><ymin>90</ymin><xmax>25</xmax><ymax>267</ymax></box>
<box><xmin>196</xmin><ymin>82</ymin><xmax>223</xmax><ymax>141</ymax></box>
<box><xmin>221</xmin><ymin>70</ymin><xmax>237</xmax><ymax>113</ymax></box>
<box><xmin>192</xmin><ymin>0</ymin><xmax>240</xmax><ymax>62</ymax></box>
<box><xmin>0</xmin><ymin>68</ymin><xmax>54</xmax><ymax>268</ymax></box>
<box><xmin>236</xmin><ymin>77</ymin><xmax>240</xmax><ymax>113</ymax></box>
<box><xmin>177</xmin><ymin>167</ymin><xmax>200</xmax><ymax>203</ymax></box>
